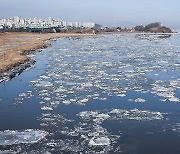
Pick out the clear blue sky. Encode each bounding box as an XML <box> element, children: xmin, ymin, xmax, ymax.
<box><xmin>0</xmin><ymin>0</ymin><xmax>180</xmax><ymax>28</ymax></box>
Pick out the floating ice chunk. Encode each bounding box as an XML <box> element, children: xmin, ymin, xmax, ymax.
<box><xmin>41</xmin><ymin>106</ymin><xmax>53</xmax><ymax>111</ymax></box>
<box><xmin>109</xmin><ymin>108</ymin><xmax>164</xmax><ymax>121</ymax></box>
<box><xmin>89</xmin><ymin>137</ymin><xmax>111</xmax><ymax>146</ymax></box>
<box><xmin>93</xmin><ymin>93</ymin><xmax>100</xmax><ymax>97</ymax></box>
<box><xmin>46</xmin><ymin>142</ymin><xmax>57</xmax><ymax>147</ymax></box>
<box><xmin>0</xmin><ymin>129</ymin><xmax>48</xmax><ymax>146</ymax></box>
<box><xmin>54</xmin><ymin>87</ymin><xmax>67</xmax><ymax>93</ymax></box>
<box><xmin>117</xmin><ymin>94</ymin><xmax>126</xmax><ymax>97</ymax></box>
<box><xmin>63</xmin><ymin>100</ymin><xmax>71</xmax><ymax>105</ymax></box>
<box><xmin>151</xmin><ymin>84</ymin><xmax>179</xmax><ymax>102</ymax></box>
<box><xmin>44</xmin><ymin>97</ymin><xmax>51</xmax><ymax>101</ymax></box>
<box><xmin>0</xmin><ymin>150</ymin><xmax>14</xmax><ymax>154</ymax></box>
<box><xmin>110</xmin><ymin>109</ymin><xmax>121</xmax><ymax>114</ymax></box>
<box><xmin>93</xmin><ymin>97</ymin><xmax>99</xmax><ymax>100</ymax></box>
<box><xmin>81</xmin><ymin>82</ymin><xmax>93</xmax><ymax>87</ymax></box>
<box><xmin>93</xmin><ymin>113</ymin><xmax>110</xmax><ymax>124</ymax></box>
<box><xmin>168</xmin><ymin>97</ymin><xmax>180</xmax><ymax>102</ymax></box>
<box><xmin>79</xmin><ymin>98</ymin><xmax>89</xmax><ymax>103</ymax></box>
<box><xmin>160</xmin><ymin>99</ymin><xmax>167</xmax><ymax>102</ymax></box>
<box><xmin>19</xmin><ymin>93</ymin><xmax>27</xmax><ymax>97</ymax></box>
<box><xmin>170</xmin><ymin>80</ymin><xmax>180</xmax><ymax>89</ymax></box>
<box><xmin>79</xmin><ymin>111</ymin><xmax>97</xmax><ymax>119</ymax></box>
<box><xmin>134</xmin><ymin>98</ymin><xmax>147</xmax><ymax>103</ymax></box>
<box><xmin>78</xmin><ymin>111</ymin><xmax>110</xmax><ymax>124</ymax></box>
<box><xmin>40</xmin><ymin>75</ymin><xmax>50</xmax><ymax>79</ymax></box>
<box><xmin>99</xmin><ymin>97</ymin><xmax>107</xmax><ymax>101</ymax></box>
<box><xmin>39</xmin><ymin>101</ymin><xmax>46</xmax><ymax>104</ymax></box>
<box><xmin>36</xmin><ymin>81</ymin><xmax>53</xmax><ymax>87</ymax></box>
<box><xmin>96</xmin><ymin>113</ymin><xmax>110</xmax><ymax>120</ymax></box>
<box><xmin>43</xmin><ymin>152</ymin><xmax>51</xmax><ymax>154</ymax></box>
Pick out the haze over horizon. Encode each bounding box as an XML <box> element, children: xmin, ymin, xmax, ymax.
<box><xmin>1</xmin><ymin>0</ymin><xmax>180</xmax><ymax>29</ymax></box>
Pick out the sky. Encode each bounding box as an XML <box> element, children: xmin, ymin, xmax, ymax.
<box><xmin>0</xmin><ymin>0</ymin><xmax>180</xmax><ymax>28</ymax></box>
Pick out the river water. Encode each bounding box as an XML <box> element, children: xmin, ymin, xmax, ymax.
<box><xmin>0</xmin><ymin>34</ymin><xmax>180</xmax><ymax>154</ymax></box>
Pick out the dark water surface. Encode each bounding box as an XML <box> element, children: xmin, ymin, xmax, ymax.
<box><xmin>0</xmin><ymin>34</ymin><xmax>180</xmax><ymax>154</ymax></box>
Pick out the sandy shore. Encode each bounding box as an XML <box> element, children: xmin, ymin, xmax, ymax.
<box><xmin>0</xmin><ymin>32</ymin><xmax>94</xmax><ymax>73</ymax></box>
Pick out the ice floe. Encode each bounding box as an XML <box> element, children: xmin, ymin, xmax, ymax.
<box><xmin>79</xmin><ymin>108</ymin><xmax>164</xmax><ymax>123</ymax></box>
<box><xmin>109</xmin><ymin>108</ymin><xmax>164</xmax><ymax>121</ymax></box>
<box><xmin>36</xmin><ymin>81</ymin><xmax>53</xmax><ymax>87</ymax></box>
<box><xmin>89</xmin><ymin>136</ymin><xmax>111</xmax><ymax>146</ymax></box>
<box><xmin>152</xmin><ymin>83</ymin><xmax>180</xmax><ymax>102</ymax></box>
<box><xmin>79</xmin><ymin>111</ymin><xmax>110</xmax><ymax>124</ymax></box>
<box><xmin>41</xmin><ymin>106</ymin><xmax>53</xmax><ymax>111</ymax></box>
<box><xmin>134</xmin><ymin>98</ymin><xmax>147</xmax><ymax>103</ymax></box>
<box><xmin>0</xmin><ymin>129</ymin><xmax>48</xmax><ymax>146</ymax></box>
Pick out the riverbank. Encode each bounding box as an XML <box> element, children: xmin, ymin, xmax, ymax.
<box><xmin>0</xmin><ymin>32</ymin><xmax>94</xmax><ymax>74</ymax></box>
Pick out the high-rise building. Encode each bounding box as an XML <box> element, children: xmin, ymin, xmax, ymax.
<box><xmin>0</xmin><ymin>16</ymin><xmax>97</xmax><ymax>29</ymax></box>
<box><xmin>14</xmin><ymin>16</ymin><xmax>20</xmax><ymax>23</ymax></box>
<box><xmin>48</xmin><ymin>17</ymin><xmax>53</xmax><ymax>25</ymax></box>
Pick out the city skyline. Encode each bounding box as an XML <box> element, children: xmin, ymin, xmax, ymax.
<box><xmin>0</xmin><ymin>0</ymin><xmax>180</xmax><ymax>29</ymax></box>
<box><xmin>0</xmin><ymin>16</ymin><xmax>96</xmax><ymax>29</ymax></box>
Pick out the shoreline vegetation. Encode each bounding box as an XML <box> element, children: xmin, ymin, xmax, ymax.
<box><xmin>0</xmin><ymin>32</ymin><xmax>94</xmax><ymax>74</ymax></box>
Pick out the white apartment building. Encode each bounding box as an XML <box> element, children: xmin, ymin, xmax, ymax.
<box><xmin>0</xmin><ymin>16</ymin><xmax>96</xmax><ymax>29</ymax></box>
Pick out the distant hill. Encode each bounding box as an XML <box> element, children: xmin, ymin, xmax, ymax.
<box><xmin>134</xmin><ymin>22</ymin><xmax>172</xmax><ymax>33</ymax></box>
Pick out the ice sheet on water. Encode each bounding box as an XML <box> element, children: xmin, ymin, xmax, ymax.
<box><xmin>37</xmin><ymin>109</ymin><xmax>118</xmax><ymax>152</ymax></box>
<box><xmin>59</xmin><ymin>122</ymin><xmax>114</xmax><ymax>152</ymax></box>
<box><xmin>78</xmin><ymin>111</ymin><xmax>110</xmax><ymax>124</ymax></box>
<box><xmin>41</xmin><ymin>106</ymin><xmax>53</xmax><ymax>111</ymax></box>
<box><xmin>170</xmin><ymin>80</ymin><xmax>180</xmax><ymax>89</ymax></box>
<box><xmin>89</xmin><ymin>137</ymin><xmax>111</xmax><ymax>146</ymax></box>
<box><xmin>33</xmin><ymin>108</ymin><xmax>166</xmax><ymax>153</ymax></box>
<box><xmin>0</xmin><ymin>129</ymin><xmax>48</xmax><ymax>146</ymax></box>
<box><xmin>79</xmin><ymin>109</ymin><xmax>164</xmax><ymax>122</ymax></box>
<box><xmin>36</xmin><ymin>81</ymin><xmax>53</xmax><ymax>87</ymax></box>
<box><xmin>62</xmin><ymin>100</ymin><xmax>71</xmax><ymax>105</ymax></box>
<box><xmin>54</xmin><ymin>87</ymin><xmax>67</xmax><ymax>93</ymax></box>
<box><xmin>133</xmin><ymin>98</ymin><xmax>147</xmax><ymax>103</ymax></box>
<box><xmin>0</xmin><ymin>150</ymin><xmax>14</xmax><ymax>154</ymax></box>
<box><xmin>128</xmin><ymin>98</ymin><xmax>146</xmax><ymax>103</ymax></box>
<box><xmin>69</xmin><ymin>108</ymin><xmax>165</xmax><ymax>151</ymax></box>
<box><xmin>39</xmin><ymin>75</ymin><xmax>50</xmax><ymax>79</ymax></box>
<box><xmin>109</xmin><ymin>108</ymin><xmax>164</xmax><ymax>121</ymax></box>
<box><xmin>151</xmin><ymin>83</ymin><xmax>180</xmax><ymax>102</ymax></box>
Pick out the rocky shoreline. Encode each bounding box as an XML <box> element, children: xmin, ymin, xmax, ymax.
<box><xmin>0</xmin><ymin>59</ymin><xmax>35</xmax><ymax>83</ymax></box>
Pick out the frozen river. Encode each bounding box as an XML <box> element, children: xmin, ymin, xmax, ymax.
<box><xmin>0</xmin><ymin>34</ymin><xmax>180</xmax><ymax>154</ymax></box>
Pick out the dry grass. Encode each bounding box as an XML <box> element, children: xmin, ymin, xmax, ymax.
<box><xmin>0</xmin><ymin>32</ymin><xmax>94</xmax><ymax>73</ymax></box>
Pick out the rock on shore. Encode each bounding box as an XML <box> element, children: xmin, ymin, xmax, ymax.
<box><xmin>134</xmin><ymin>22</ymin><xmax>173</xmax><ymax>33</ymax></box>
